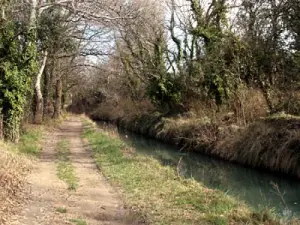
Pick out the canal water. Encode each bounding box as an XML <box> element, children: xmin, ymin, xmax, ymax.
<box><xmin>97</xmin><ymin>122</ymin><xmax>300</xmax><ymax>220</ymax></box>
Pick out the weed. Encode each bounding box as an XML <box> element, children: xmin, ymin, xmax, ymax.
<box><xmin>56</xmin><ymin>139</ymin><xmax>78</xmax><ymax>190</ymax></box>
<box><xmin>56</xmin><ymin>207</ymin><xmax>67</xmax><ymax>213</ymax></box>
<box><xmin>69</xmin><ymin>218</ymin><xmax>87</xmax><ymax>225</ymax></box>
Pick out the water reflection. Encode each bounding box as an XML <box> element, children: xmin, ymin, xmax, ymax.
<box><xmin>97</xmin><ymin>122</ymin><xmax>300</xmax><ymax>219</ymax></box>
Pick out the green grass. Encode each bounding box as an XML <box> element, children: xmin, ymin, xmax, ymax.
<box><xmin>17</xmin><ymin>126</ymin><xmax>43</xmax><ymax>155</ymax></box>
<box><xmin>82</xmin><ymin>119</ymin><xmax>279</xmax><ymax>225</ymax></box>
<box><xmin>56</xmin><ymin>139</ymin><xmax>78</xmax><ymax>190</ymax></box>
<box><xmin>56</xmin><ymin>207</ymin><xmax>67</xmax><ymax>213</ymax></box>
<box><xmin>69</xmin><ymin>218</ymin><xmax>87</xmax><ymax>225</ymax></box>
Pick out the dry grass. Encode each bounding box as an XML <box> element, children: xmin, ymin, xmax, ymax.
<box><xmin>186</xmin><ymin>87</ymin><xmax>268</xmax><ymax>125</ymax></box>
<box><xmin>0</xmin><ymin>124</ymin><xmax>44</xmax><ymax>224</ymax></box>
<box><xmin>0</xmin><ymin>142</ymin><xmax>31</xmax><ymax>224</ymax></box>
<box><xmin>156</xmin><ymin>117</ymin><xmax>218</xmax><ymax>151</ymax></box>
<box><xmin>216</xmin><ymin>115</ymin><xmax>300</xmax><ymax>177</ymax></box>
<box><xmin>229</xmin><ymin>87</ymin><xmax>269</xmax><ymax>124</ymax></box>
<box><xmin>90</xmin><ymin>98</ymin><xmax>155</xmax><ymax>121</ymax></box>
<box><xmin>86</xmin><ymin>87</ymin><xmax>268</xmax><ymax>131</ymax></box>
<box><xmin>43</xmin><ymin>114</ymin><xmax>68</xmax><ymax>129</ymax></box>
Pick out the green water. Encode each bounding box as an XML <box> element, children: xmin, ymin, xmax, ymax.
<box><xmin>98</xmin><ymin>122</ymin><xmax>300</xmax><ymax>220</ymax></box>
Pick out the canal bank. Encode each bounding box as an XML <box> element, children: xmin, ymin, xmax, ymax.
<box><xmin>89</xmin><ymin>112</ymin><xmax>300</xmax><ymax>180</ymax></box>
<box><xmin>82</xmin><ymin>117</ymin><xmax>300</xmax><ymax>224</ymax></box>
<box><xmin>97</xmin><ymin>121</ymin><xmax>300</xmax><ymax>219</ymax></box>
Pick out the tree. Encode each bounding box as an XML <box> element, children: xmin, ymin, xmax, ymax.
<box><xmin>0</xmin><ymin>1</ymin><xmax>38</xmax><ymax>142</ymax></box>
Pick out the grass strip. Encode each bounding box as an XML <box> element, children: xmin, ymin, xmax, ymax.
<box><xmin>17</xmin><ymin>125</ymin><xmax>43</xmax><ymax>155</ymax></box>
<box><xmin>82</xmin><ymin>119</ymin><xmax>283</xmax><ymax>225</ymax></box>
<box><xmin>56</xmin><ymin>139</ymin><xmax>78</xmax><ymax>190</ymax></box>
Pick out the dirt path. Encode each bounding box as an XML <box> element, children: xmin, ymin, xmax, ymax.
<box><xmin>10</xmin><ymin>117</ymin><xmax>138</xmax><ymax>225</ymax></box>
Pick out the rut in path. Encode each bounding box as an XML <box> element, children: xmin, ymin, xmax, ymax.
<box><xmin>10</xmin><ymin>117</ymin><xmax>139</xmax><ymax>225</ymax></box>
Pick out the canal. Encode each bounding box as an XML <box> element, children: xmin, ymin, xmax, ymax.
<box><xmin>97</xmin><ymin>121</ymin><xmax>300</xmax><ymax>220</ymax></box>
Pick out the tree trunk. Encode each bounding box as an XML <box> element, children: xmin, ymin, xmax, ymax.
<box><xmin>34</xmin><ymin>51</ymin><xmax>48</xmax><ymax>124</ymax></box>
<box><xmin>30</xmin><ymin>0</ymin><xmax>37</xmax><ymax>25</ymax></box>
<box><xmin>0</xmin><ymin>114</ymin><xmax>3</xmax><ymax>140</ymax></box>
<box><xmin>43</xmin><ymin>58</ymin><xmax>56</xmax><ymax>117</ymax></box>
<box><xmin>53</xmin><ymin>76</ymin><xmax>62</xmax><ymax>119</ymax></box>
<box><xmin>43</xmin><ymin>65</ymin><xmax>50</xmax><ymax>118</ymax></box>
<box><xmin>259</xmin><ymin>80</ymin><xmax>274</xmax><ymax>112</ymax></box>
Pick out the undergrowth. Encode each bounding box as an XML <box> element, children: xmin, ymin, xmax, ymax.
<box><xmin>82</xmin><ymin>118</ymin><xmax>285</xmax><ymax>225</ymax></box>
<box><xmin>17</xmin><ymin>125</ymin><xmax>43</xmax><ymax>155</ymax></box>
<box><xmin>0</xmin><ymin>125</ymin><xmax>42</xmax><ymax>224</ymax></box>
<box><xmin>56</xmin><ymin>139</ymin><xmax>78</xmax><ymax>190</ymax></box>
<box><xmin>216</xmin><ymin>115</ymin><xmax>300</xmax><ymax>177</ymax></box>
